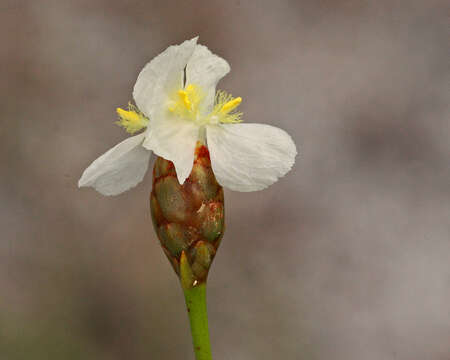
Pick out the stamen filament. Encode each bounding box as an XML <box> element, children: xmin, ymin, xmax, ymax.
<box><xmin>220</xmin><ymin>97</ymin><xmax>242</xmax><ymax>114</ymax></box>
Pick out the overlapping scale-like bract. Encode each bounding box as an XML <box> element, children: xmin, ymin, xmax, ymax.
<box><xmin>150</xmin><ymin>143</ymin><xmax>225</xmax><ymax>286</ymax></box>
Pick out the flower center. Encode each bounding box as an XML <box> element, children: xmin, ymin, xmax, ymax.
<box><xmin>168</xmin><ymin>84</ymin><xmax>204</xmax><ymax>122</ymax></box>
<box><xmin>115</xmin><ymin>88</ymin><xmax>243</xmax><ymax>135</ymax></box>
<box><xmin>168</xmin><ymin>84</ymin><xmax>243</xmax><ymax>125</ymax></box>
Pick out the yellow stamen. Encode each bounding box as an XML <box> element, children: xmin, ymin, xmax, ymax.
<box><xmin>116</xmin><ymin>104</ymin><xmax>149</xmax><ymax>134</ymax></box>
<box><xmin>220</xmin><ymin>97</ymin><xmax>242</xmax><ymax>114</ymax></box>
<box><xmin>210</xmin><ymin>90</ymin><xmax>243</xmax><ymax>124</ymax></box>
<box><xmin>117</xmin><ymin>108</ymin><xmax>140</xmax><ymax>122</ymax></box>
<box><xmin>178</xmin><ymin>90</ymin><xmax>191</xmax><ymax>110</ymax></box>
<box><xmin>169</xmin><ymin>84</ymin><xmax>204</xmax><ymax>121</ymax></box>
<box><xmin>167</xmin><ymin>85</ymin><xmax>242</xmax><ymax>125</ymax></box>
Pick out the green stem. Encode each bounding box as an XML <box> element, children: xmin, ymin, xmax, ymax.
<box><xmin>183</xmin><ymin>283</ymin><xmax>212</xmax><ymax>360</ymax></box>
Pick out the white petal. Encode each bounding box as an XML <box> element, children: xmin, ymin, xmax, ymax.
<box><xmin>78</xmin><ymin>133</ymin><xmax>151</xmax><ymax>196</ymax></box>
<box><xmin>143</xmin><ymin>118</ymin><xmax>199</xmax><ymax>185</ymax></box>
<box><xmin>133</xmin><ymin>37</ymin><xmax>198</xmax><ymax>117</ymax></box>
<box><xmin>206</xmin><ymin>124</ymin><xmax>297</xmax><ymax>191</ymax></box>
<box><xmin>186</xmin><ymin>45</ymin><xmax>230</xmax><ymax>113</ymax></box>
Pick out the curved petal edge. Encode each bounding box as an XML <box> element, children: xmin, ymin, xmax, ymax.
<box><xmin>186</xmin><ymin>44</ymin><xmax>230</xmax><ymax>114</ymax></box>
<box><xmin>78</xmin><ymin>133</ymin><xmax>151</xmax><ymax>196</ymax></box>
<box><xmin>133</xmin><ymin>37</ymin><xmax>198</xmax><ymax>117</ymax></box>
<box><xmin>206</xmin><ymin>123</ymin><xmax>297</xmax><ymax>192</ymax></box>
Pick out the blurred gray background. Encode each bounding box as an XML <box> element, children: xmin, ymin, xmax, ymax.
<box><xmin>1</xmin><ymin>0</ymin><xmax>449</xmax><ymax>359</ymax></box>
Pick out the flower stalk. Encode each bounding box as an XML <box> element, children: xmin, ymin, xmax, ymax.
<box><xmin>182</xmin><ymin>281</ymin><xmax>212</xmax><ymax>360</ymax></box>
<box><xmin>180</xmin><ymin>251</ymin><xmax>212</xmax><ymax>359</ymax></box>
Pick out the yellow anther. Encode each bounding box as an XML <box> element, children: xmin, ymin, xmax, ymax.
<box><xmin>116</xmin><ymin>105</ymin><xmax>149</xmax><ymax>134</ymax></box>
<box><xmin>210</xmin><ymin>91</ymin><xmax>243</xmax><ymax>124</ymax></box>
<box><xmin>178</xmin><ymin>90</ymin><xmax>191</xmax><ymax>110</ymax></box>
<box><xmin>169</xmin><ymin>84</ymin><xmax>204</xmax><ymax>119</ymax></box>
<box><xmin>220</xmin><ymin>97</ymin><xmax>242</xmax><ymax>114</ymax></box>
<box><xmin>117</xmin><ymin>108</ymin><xmax>140</xmax><ymax>123</ymax></box>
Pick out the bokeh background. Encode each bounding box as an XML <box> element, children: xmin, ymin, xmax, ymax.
<box><xmin>1</xmin><ymin>0</ymin><xmax>449</xmax><ymax>359</ymax></box>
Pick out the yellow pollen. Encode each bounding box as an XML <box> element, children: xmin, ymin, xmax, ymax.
<box><xmin>116</xmin><ymin>104</ymin><xmax>149</xmax><ymax>134</ymax></box>
<box><xmin>117</xmin><ymin>108</ymin><xmax>140</xmax><ymax>122</ymax></box>
<box><xmin>169</xmin><ymin>84</ymin><xmax>204</xmax><ymax>121</ymax></box>
<box><xmin>220</xmin><ymin>97</ymin><xmax>242</xmax><ymax>114</ymax></box>
<box><xmin>178</xmin><ymin>90</ymin><xmax>191</xmax><ymax>110</ymax></box>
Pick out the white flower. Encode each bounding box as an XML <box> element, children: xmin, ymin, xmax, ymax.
<box><xmin>79</xmin><ymin>37</ymin><xmax>297</xmax><ymax>195</ymax></box>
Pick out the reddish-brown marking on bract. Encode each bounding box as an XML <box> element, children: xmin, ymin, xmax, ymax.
<box><xmin>150</xmin><ymin>143</ymin><xmax>224</xmax><ymax>284</ymax></box>
<box><xmin>195</xmin><ymin>143</ymin><xmax>210</xmax><ymax>160</ymax></box>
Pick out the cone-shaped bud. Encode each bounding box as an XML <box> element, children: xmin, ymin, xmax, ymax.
<box><xmin>150</xmin><ymin>143</ymin><xmax>225</xmax><ymax>288</ymax></box>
